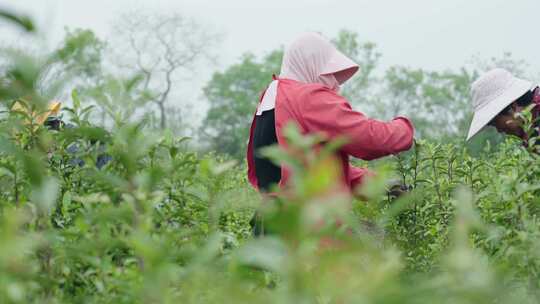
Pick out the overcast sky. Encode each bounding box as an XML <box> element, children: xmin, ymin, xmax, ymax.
<box><xmin>2</xmin><ymin>0</ymin><xmax>539</xmax><ymax>70</ymax></box>
<box><xmin>1</xmin><ymin>0</ymin><xmax>539</xmax><ymax>125</ymax></box>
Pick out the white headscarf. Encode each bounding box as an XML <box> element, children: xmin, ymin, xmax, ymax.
<box><xmin>257</xmin><ymin>32</ymin><xmax>359</xmax><ymax>115</ymax></box>
<box><xmin>281</xmin><ymin>32</ymin><xmax>359</xmax><ymax>89</ymax></box>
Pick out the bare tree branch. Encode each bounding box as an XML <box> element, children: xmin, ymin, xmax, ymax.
<box><xmin>111</xmin><ymin>10</ymin><xmax>220</xmax><ymax>130</ymax></box>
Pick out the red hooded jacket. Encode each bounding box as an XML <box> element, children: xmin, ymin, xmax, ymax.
<box><xmin>247</xmin><ymin>78</ymin><xmax>414</xmax><ymax>192</ymax></box>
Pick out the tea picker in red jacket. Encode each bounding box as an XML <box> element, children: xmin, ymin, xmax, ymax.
<box><xmin>467</xmin><ymin>68</ymin><xmax>540</xmax><ymax>147</ymax></box>
<box><xmin>247</xmin><ymin>33</ymin><xmax>414</xmax><ymax>212</ymax></box>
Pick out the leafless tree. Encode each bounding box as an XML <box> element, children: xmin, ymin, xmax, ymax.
<box><xmin>112</xmin><ymin>10</ymin><xmax>219</xmax><ymax>130</ymax></box>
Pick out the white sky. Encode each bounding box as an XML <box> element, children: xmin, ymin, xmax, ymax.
<box><xmin>1</xmin><ymin>0</ymin><xmax>539</xmax><ymax>127</ymax></box>
<box><xmin>2</xmin><ymin>0</ymin><xmax>539</xmax><ymax>70</ymax></box>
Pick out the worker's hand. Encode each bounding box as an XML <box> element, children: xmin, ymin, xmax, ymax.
<box><xmin>386</xmin><ymin>179</ymin><xmax>411</xmax><ymax>200</ymax></box>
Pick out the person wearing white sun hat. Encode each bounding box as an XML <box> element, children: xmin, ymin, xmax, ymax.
<box><xmin>467</xmin><ymin>68</ymin><xmax>540</xmax><ymax>143</ymax></box>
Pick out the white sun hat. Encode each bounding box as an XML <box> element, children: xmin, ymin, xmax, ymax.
<box><xmin>467</xmin><ymin>68</ymin><xmax>534</xmax><ymax>140</ymax></box>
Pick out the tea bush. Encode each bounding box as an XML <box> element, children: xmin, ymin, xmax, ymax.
<box><xmin>1</xmin><ymin>12</ymin><xmax>540</xmax><ymax>304</ymax></box>
<box><xmin>1</xmin><ymin>101</ymin><xmax>540</xmax><ymax>303</ymax></box>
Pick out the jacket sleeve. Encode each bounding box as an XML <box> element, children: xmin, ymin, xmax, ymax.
<box><xmin>348</xmin><ymin>165</ymin><xmax>374</xmax><ymax>190</ymax></box>
<box><xmin>301</xmin><ymin>87</ymin><xmax>415</xmax><ymax>161</ymax></box>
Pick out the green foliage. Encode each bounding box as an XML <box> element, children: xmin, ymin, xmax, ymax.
<box><xmin>82</xmin><ymin>74</ymin><xmax>151</xmax><ymax>126</ymax></box>
<box><xmin>0</xmin><ymin>92</ymin><xmax>257</xmax><ymax>303</ymax></box>
<box><xmin>333</xmin><ymin>29</ymin><xmax>381</xmax><ymax>101</ymax></box>
<box><xmin>0</xmin><ymin>10</ymin><xmax>35</xmax><ymax>32</ymax></box>
<box><xmin>2</xmin><ymin>91</ymin><xmax>540</xmax><ymax>302</ymax></box>
<box><xmin>1</xmin><ymin>10</ymin><xmax>540</xmax><ymax>304</ymax></box>
<box><xmin>381</xmin><ymin>67</ymin><xmax>476</xmax><ymax>138</ymax></box>
<box><xmin>200</xmin><ymin>50</ymin><xmax>283</xmax><ymax>159</ymax></box>
<box><xmin>53</xmin><ymin>28</ymin><xmax>105</xmax><ymax>80</ymax></box>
